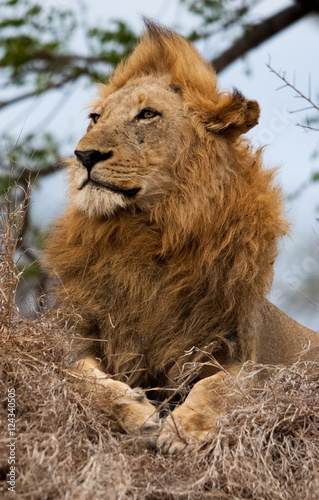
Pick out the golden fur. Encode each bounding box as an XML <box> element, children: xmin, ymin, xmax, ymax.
<box><xmin>44</xmin><ymin>21</ymin><xmax>319</xmax><ymax>453</ymax></box>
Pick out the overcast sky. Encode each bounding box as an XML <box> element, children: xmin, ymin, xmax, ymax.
<box><xmin>1</xmin><ymin>0</ymin><xmax>319</xmax><ymax>329</ymax></box>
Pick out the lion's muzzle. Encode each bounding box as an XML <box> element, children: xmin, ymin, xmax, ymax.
<box><xmin>74</xmin><ymin>149</ymin><xmax>114</xmax><ymax>173</ymax></box>
<box><xmin>78</xmin><ymin>178</ymin><xmax>141</xmax><ymax>198</ymax></box>
<box><xmin>75</xmin><ymin>149</ymin><xmax>141</xmax><ymax>198</ymax></box>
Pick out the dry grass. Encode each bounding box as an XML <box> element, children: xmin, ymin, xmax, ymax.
<box><xmin>1</xmin><ymin>207</ymin><xmax>319</xmax><ymax>500</ymax></box>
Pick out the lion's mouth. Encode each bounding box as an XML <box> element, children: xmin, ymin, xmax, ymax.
<box><xmin>78</xmin><ymin>178</ymin><xmax>141</xmax><ymax>198</ymax></box>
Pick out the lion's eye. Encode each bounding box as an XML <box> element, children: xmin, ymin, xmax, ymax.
<box><xmin>136</xmin><ymin>108</ymin><xmax>160</xmax><ymax>120</ymax></box>
<box><xmin>89</xmin><ymin>113</ymin><xmax>100</xmax><ymax>124</ymax></box>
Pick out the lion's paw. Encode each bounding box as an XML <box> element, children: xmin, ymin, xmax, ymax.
<box><xmin>156</xmin><ymin>405</ymin><xmax>214</xmax><ymax>455</ymax></box>
<box><xmin>116</xmin><ymin>386</ymin><xmax>159</xmax><ymax>435</ymax></box>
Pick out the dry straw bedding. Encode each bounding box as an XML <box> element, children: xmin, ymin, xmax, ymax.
<box><xmin>1</xmin><ymin>233</ymin><xmax>319</xmax><ymax>499</ymax></box>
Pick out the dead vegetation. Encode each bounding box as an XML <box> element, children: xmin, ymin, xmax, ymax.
<box><xmin>1</xmin><ymin>203</ymin><xmax>319</xmax><ymax>500</ymax></box>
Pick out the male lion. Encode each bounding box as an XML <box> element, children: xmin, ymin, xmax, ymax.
<box><xmin>44</xmin><ymin>21</ymin><xmax>319</xmax><ymax>454</ymax></box>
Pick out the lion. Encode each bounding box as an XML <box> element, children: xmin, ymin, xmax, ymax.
<box><xmin>43</xmin><ymin>20</ymin><xmax>319</xmax><ymax>454</ymax></box>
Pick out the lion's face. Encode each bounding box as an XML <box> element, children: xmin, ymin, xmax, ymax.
<box><xmin>70</xmin><ymin>75</ymin><xmax>191</xmax><ymax>217</ymax></box>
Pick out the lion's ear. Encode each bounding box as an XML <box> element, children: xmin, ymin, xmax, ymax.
<box><xmin>207</xmin><ymin>89</ymin><xmax>260</xmax><ymax>139</ymax></box>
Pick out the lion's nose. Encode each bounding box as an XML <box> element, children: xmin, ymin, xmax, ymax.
<box><xmin>74</xmin><ymin>149</ymin><xmax>114</xmax><ymax>173</ymax></box>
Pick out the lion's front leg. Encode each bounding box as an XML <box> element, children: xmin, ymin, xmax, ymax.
<box><xmin>157</xmin><ymin>365</ymin><xmax>244</xmax><ymax>454</ymax></box>
<box><xmin>73</xmin><ymin>357</ymin><xmax>159</xmax><ymax>434</ymax></box>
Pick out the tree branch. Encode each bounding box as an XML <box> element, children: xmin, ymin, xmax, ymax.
<box><xmin>212</xmin><ymin>1</ymin><xmax>319</xmax><ymax>73</ymax></box>
<box><xmin>0</xmin><ymin>76</ymin><xmax>75</xmax><ymax>110</ymax></box>
<box><xmin>18</xmin><ymin>162</ymin><xmax>64</xmax><ymax>181</ymax></box>
<box><xmin>266</xmin><ymin>62</ymin><xmax>319</xmax><ymax>132</ymax></box>
<box><xmin>32</xmin><ymin>52</ymin><xmax>104</xmax><ymax>65</ymax></box>
<box><xmin>266</xmin><ymin>62</ymin><xmax>319</xmax><ymax>113</ymax></box>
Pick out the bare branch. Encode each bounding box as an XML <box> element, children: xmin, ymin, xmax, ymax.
<box><xmin>18</xmin><ymin>162</ymin><xmax>65</xmax><ymax>181</ymax></box>
<box><xmin>0</xmin><ymin>76</ymin><xmax>75</xmax><ymax>110</ymax></box>
<box><xmin>212</xmin><ymin>2</ymin><xmax>319</xmax><ymax>73</ymax></box>
<box><xmin>289</xmin><ymin>106</ymin><xmax>317</xmax><ymax>113</ymax></box>
<box><xmin>297</xmin><ymin>123</ymin><xmax>319</xmax><ymax>132</ymax></box>
<box><xmin>266</xmin><ymin>63</ymin><xmax>319</xmax><ymax>113</ymax></box>
<box><xmin>267</xmin><ymin>62</ymin><xmax>319</xmax><ymax>133</ymax></box>
<box><xmin>0</xmin><ymin>154</ymin><xmax>64</xmax><ymax>179</ymax></box>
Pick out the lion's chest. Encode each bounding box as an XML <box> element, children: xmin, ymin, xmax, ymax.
<box><xmin>77</xmin><ymin>250</ymin><xmax>208</xmax><ymax>383</ymax></box>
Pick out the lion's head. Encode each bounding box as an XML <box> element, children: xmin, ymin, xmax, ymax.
<box><xmin>69</xmin><ymin>20</ymin><xmax>260</xmax><ymax>219</ymax></box>
<box><xmin>72</xmin><ymin>75</ymin><xmax>190</xmax><ymax>217</ymax></box>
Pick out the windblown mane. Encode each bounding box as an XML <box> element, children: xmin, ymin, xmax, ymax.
<box><xmin>100</xmin><ymin>20</ymin><xmax>259</xmax><ymax>134</ymax></box>
<box><xmin>44</xmin><ymin>21</ymin><xmax>288</xmax><ymax>384</ymax></box>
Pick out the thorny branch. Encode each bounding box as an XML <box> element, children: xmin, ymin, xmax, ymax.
<box><xmin>267</xmin><ymin>62</ymin><xmax>319</xmax><ymax>132</ymax></box>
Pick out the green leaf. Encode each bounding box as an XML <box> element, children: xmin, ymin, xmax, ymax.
<box><xmin>311</xmin><ymin>172</ymin><xmax>319</xmax><ymax>183</ymax></box>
